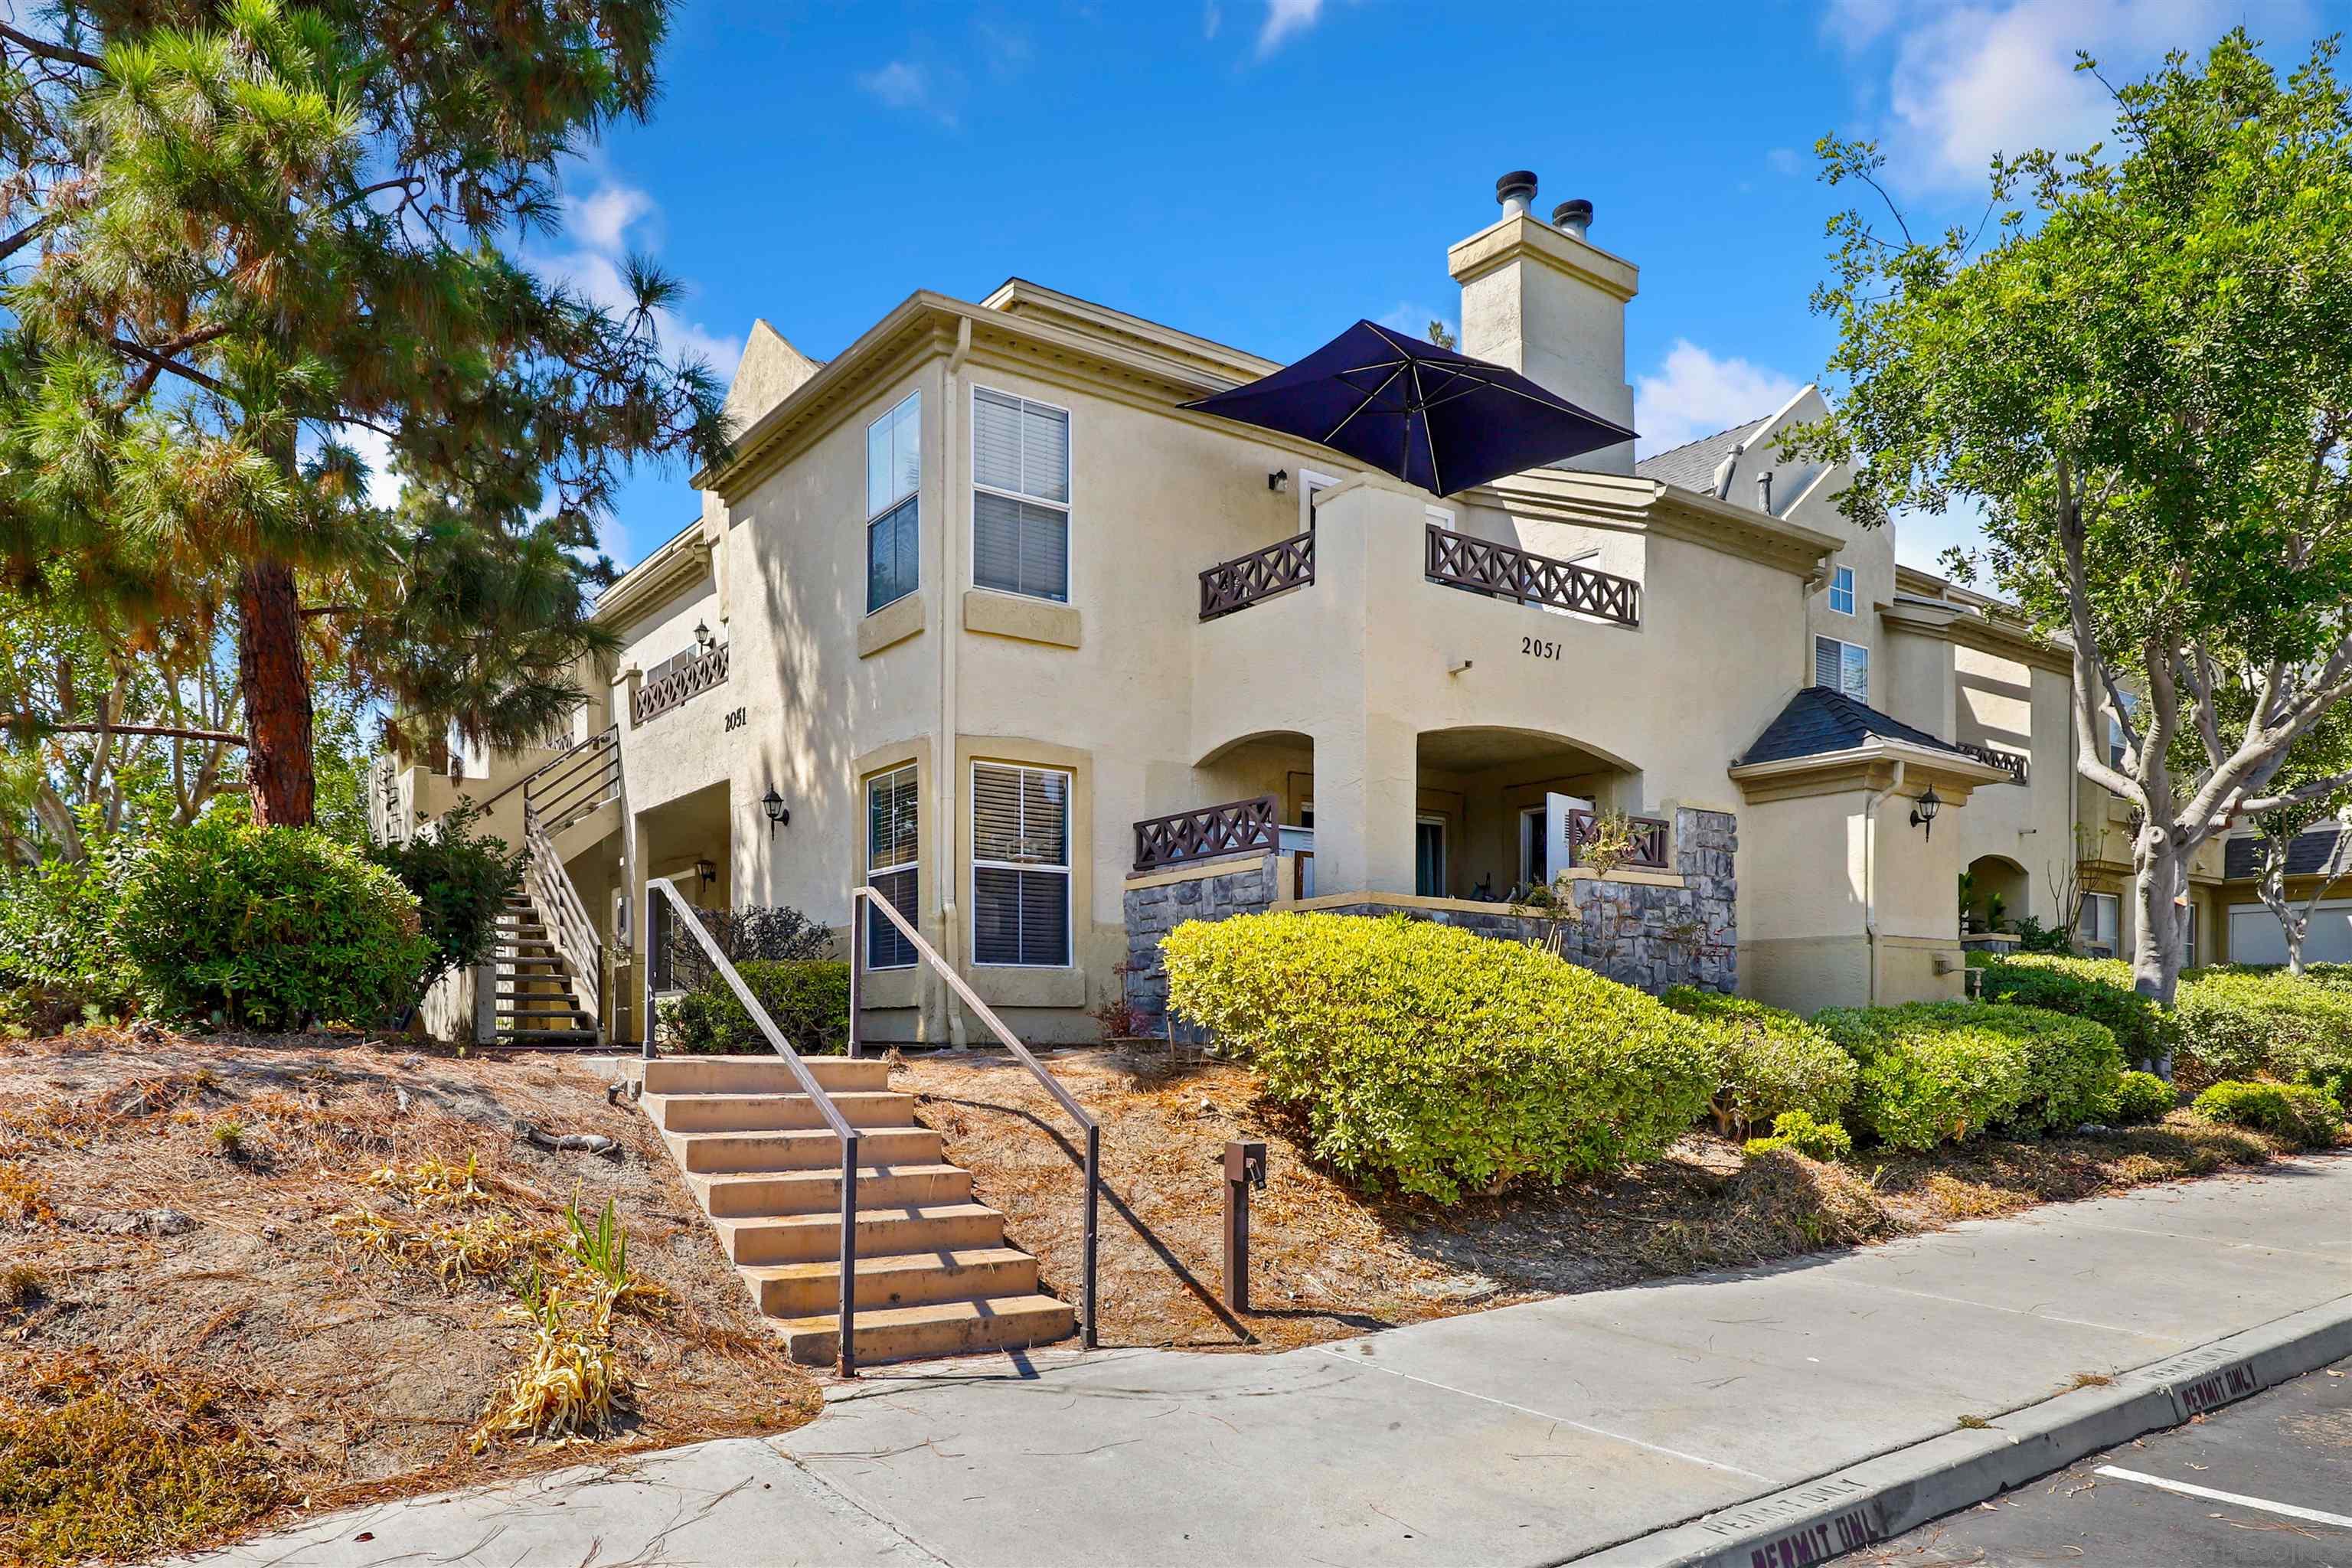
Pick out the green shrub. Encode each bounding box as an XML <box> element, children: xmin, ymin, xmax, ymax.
<box><xmin>2191</xmin><ymin>1080</ymin><xmax>2346</xmax><ymax>1148</ymax></box>
<box><xmin>117</xmin><ymin>810</ymin><xmax>433</xmax><ymax>1029</ymax></box>
<box><xmin>2008</xmin><ymin>915</ymin><xmax>2075</xmax><ymax>955</ymax></box>
<box><xmin>1163</xmin><ymin>912</ymin><xmax>1717</xmax><ymax>1203</ymax></box>
<box><xmin>2175</xmin><ymin>968</ymin><xmax>2352</xmax><ymax>1096</ymax></box>
<box><xmin>0</xmin><ymin>846</ymin><xmax>139</xmax><ymax>1032</ymax></box>
<box><xmin>1743</xmin><ymin>1110</ymin><xmax>1853</xmax><ymax>1162</ymax></box>
<box><xmin>1975</xmin><ymin>955</ymin><xmax>2172</xmax><ymax>1064</ymax></box>
<box><xmin>2112</xmin><ymin>1070</ymin><xmax>2177</xmax><ymax>1125</ymax></box>
<box><xmin>1661</xmin><ymin>986</ymin><xmax>1855</xmax><ymax>1137</ymax></box>
<box><xmin>2294</xmin><ymin>962</ymin><xmax>2352</xmax><ymax>993</ymax></box>
<box><xmin>368</xmin><ymin>802</ymin><xmax>526</xmax><ymax>991</ymax></box>
<box><xmin>659</xmin><ymin>959</ymin><xmax>851</xmax><ymax>1055</ymax></box>
<box><xmin>1815</xmin><ymin>1002</ymin><xmax>2119</xmax><ymax>1148</ymax></box>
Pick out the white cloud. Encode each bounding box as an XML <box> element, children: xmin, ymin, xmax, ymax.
<box><xmin>1256</xmin><ymin>0</ymin><xmax>1322</xmax><ymax>57</ymax></box>
<box><xmin>538</xmin><ymin>167</ymin><xmax>740</xmax><ymax>381</ymax></box>
<box><xmin>857</xmin><ymin>59</ymin><xmax>961</xmax><ymax>127</ymax></box>
<box><xmin>342</xmin><ymin>424</ymin><xmax>403</xmax><ymax>509</ymax></box>
<box><xmin>1376</xmin><ymin>301</ymin><xmax>1459</xmax><ymax>348</ymax></box>
<box><xmin>1766</xmin><ymin>145</ymin><xmax>1805</xmax><ymax>177</ymax></box>
<box><xmin>567</xmin><ymin>182</ymin><xmax>652</xmax><ymax>255</ymax></box>
<box><xmin>1835</xmin><ymin>0</ymin><xmax>2310</xmax><ymax>192</ymax></box>
<box><xmin>1893</xmin><ymin>495</ymin><xmax>1994</xmax><ymax>574</ymax></box>
<box><xmin>1203</xmin><ymin>1</ymin><xmax>1222</xmax><ymax>40</ymax></box>
<box><xmin>1632</xmin><ymin>340</ymin><xmax>1803</xmax><ymax>458</ymax></box>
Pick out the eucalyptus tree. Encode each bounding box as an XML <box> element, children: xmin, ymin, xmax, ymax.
<box><xmin>0</xmin><ymin>0</ymin><xmax>726</xmax><ymax>828</ymax></box>
<box><xmin>1792</xmin><ymin>31</ymin><xmax>2352</xmax><ymax>1003</ymax></box>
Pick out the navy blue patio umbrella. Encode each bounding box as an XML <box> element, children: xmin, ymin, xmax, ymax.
<box><xmin>1180</xmin><ymin>320</ymin><xmax>1635</xmax><ymax>496</ymax></box>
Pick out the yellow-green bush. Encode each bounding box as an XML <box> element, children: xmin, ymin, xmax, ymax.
<box><xmin>2176</xmin><ymin>968</ymin><xmax>2352</xmax><ymax>1093</ymax></box>
<box><xmin>1662</xmin><ymin>986</ymin><xmax>1856</xmax><ymax>1137</ymax></box>
<box><xmin>2191</xmin><ymin>1080</ymin><xmax>2345</xmax><ymax>1149</ymax></box>
<box><xmin>2112</xmin><ymin>1070</ymin><xmax>2176</xmax><ymax>1125</ymax></box>
<box><xmin>1974</xmin><ymin>955</ymin><xmax>2173</xmax><ymax>1064</ymax></box>
<box><xmin>1742</xmin><ymin>1109</ymin><xmax>1854</xmax><ymax>1162</ymax></box>
<box><xmin>1815</xmin><ymin>1002</ymin><xmax>2121</xmax><ymax>1148</ymax></box>
<box><xmin>1161</xmin><ymin>912</ymin><xmax>1717</xmax><ymax>1202</ymax></box>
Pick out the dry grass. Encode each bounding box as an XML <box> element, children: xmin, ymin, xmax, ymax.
<box><xmin>0</xmin><ymin>1161</ymin><xmax>55</xmax><ymax>1227</ymax></box>
<box><xmin>0</xmin><ymin>1027</ymin><xmax>822</xmax><ymax>1565</ymax></box>
<box><xmin>896</xmin><ymin>1047</ymin><xmax>2314</xmax><ymax>1352</ymax></box>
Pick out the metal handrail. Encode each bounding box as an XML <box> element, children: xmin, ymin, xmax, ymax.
<box><xmin>849</xmin><ymin>884</ymin><xmax>1099</xmax><ymax>1349</ymax></box>
<box><xmin>521</xmin><ymin>802</ymin><xmax>604</xmax><ymax>1026</ymax></box>
<box><xmin>459</xmin><ymin>724</ymin><xmax>619</xmax><ymax>821</ymax></box>
<box><xmin>643</xmin><ymin>874</ymin><xmax>867</xmax><ymax>1378</ymax></box>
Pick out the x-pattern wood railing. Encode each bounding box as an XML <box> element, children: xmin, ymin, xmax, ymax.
<box><xmin>632</xmin><ymin>642</ymin><xmax>730</xmax><ymax>725</ymax></box>
<box><xmin>1133</xmin><ymin>794</ymin><xmax>1280</xmax><ymax>872</ymax></box>
<box><xmin>1954</xmin><ymin>740</ymin><xmax>2030</xmax><ymax>784</ymax></box>
<box><xmin>1199</xmin><ymin>531</ymin><xmax>1315</xmax><ymax>620</ymax></box>
<box><xmin>1425</xmin><ymin>524</ymin><xmax>1641</xmax><ymax>626</ymax></box>
<box><xmin>1566</xmin><ymin>808</ymin><xmax>1672</xmax><ymax>871</ymax></box>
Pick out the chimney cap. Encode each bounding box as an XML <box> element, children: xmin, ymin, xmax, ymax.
<box><xmin>1494</xmin><ymin>170</ymin><xmax>1539</xmax><ymax>203</ymax></box>
<box><xmin>1553</xmin><ymin>198</ymin><xmax>1595</xmax><ymax>231</ymax></box>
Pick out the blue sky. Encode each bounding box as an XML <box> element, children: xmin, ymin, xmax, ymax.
<box><xmin>557</xmin><ymin>0</ymin><xmax>2337</xmax><ymax>573</ymax></box>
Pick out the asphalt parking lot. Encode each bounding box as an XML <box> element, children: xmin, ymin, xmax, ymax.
<box><xmin>1845</xmin><ymin>1354</ymin><xmax>2352</xmax><ymax>1566</ymax></box>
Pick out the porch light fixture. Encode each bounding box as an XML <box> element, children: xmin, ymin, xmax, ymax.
<box><xmin>694</xmin><ymin>858</ymin><xmax>717</xmax><ymax>889</ymax></box>
<box><xmin>1267</xmin><ymin>469</ymin><xmax>1289</xmax><ymax>495</ymax></box>
<box><xmin>1909</xmin><ymin>785</ymin><xmax>1942</xmax><ymax>840</ymax></box>
<box><xmin>761</xmin><ymin>788</ymin><xmax>789</xmax><ymax>835</ymax></box>
<box><xmin>693</xmin><ymin>619</ymin><xmax>714</xmax><ymax>651</ymax></box>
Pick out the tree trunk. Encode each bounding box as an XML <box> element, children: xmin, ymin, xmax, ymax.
<box><xmin>2130</xmin><ymin>831</ymin><xmax>2184</xmax><ymax>1074</ymax></box>
<box><xmin>236</xmin><ymin>558</ymin><xmax>315</xmax><ymax>828</ymax></box>
<box><xmin>2257</xmin><ymin>841</ymin><xmax>2308</xmax><ymax>975</ymax></box>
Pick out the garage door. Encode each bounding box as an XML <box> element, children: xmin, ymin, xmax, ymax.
<box><xmin>2229</xmin><ymin>900</ymin><xmax>2352</xmax><ymax>965</ymax></box>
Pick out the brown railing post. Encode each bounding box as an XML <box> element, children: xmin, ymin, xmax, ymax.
<box><xmin>1223</xmin><ymin>1140</ymin><xmax>1265</xmax><ymax>1312</ymax></box>
<box><xmin>1423</xmin><ymin>522</ymin><xmax>1642</xmax><ymax>626</ymax></box>
<box><xmin>838</xmin><ymin>1134</ymin><xmax>860</xmax><ymax>1379</ymax></box>
<box><xmin>1082</xmin><ymin>1123</ymin><xmax>1101</xmax><ymax>1348</ymax></box>
<box><xmin>1132</xmin><ymin>795</ymin><xmax>1280</xmax><ymax>874</ymax></box>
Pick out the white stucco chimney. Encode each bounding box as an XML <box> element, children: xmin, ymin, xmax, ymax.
<box><xmin>1448</xmin><ymin>174</ymin><xmax>1638</xmax><ymax>475</ymax></box>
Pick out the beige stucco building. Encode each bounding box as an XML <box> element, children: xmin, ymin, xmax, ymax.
<box><xmin>373</xmin><ymin>173</ymin><xmax>2257</xmax><ymax>1048</ymax></box>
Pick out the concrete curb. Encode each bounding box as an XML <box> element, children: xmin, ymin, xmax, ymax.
<box><xmin>1568</xmin><ymin>1292</ymin><xmax>2352</xmax><ymax>1568</ymax></box>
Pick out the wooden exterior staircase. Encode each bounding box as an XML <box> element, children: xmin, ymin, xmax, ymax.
<box><xmin>489</xmin><ymin>895</ymin><xmax>600</xmax><ymax>1047</ymax></box>
<box><xmin>624</xmin><ymin>1052</ymin><xmax>1076</xmax><ymax>1365</ymax></box>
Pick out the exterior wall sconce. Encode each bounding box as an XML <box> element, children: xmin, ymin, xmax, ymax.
<box><xmin>1267</xmin><ymin>469</ymin><xmax>1289</xmax><ymax>494</ymax></box>
<box><xmin>762</xmin><ymin>789</ymin><xmax>789</xmax><ymax>835</ymax></box>
<box><xmin>694</xmin><ymin>858</ymin><xmax>717</xmax><ymax>890</ymax></box>
<box><xmin>1909</xmin><ymin>785</ymin><xmax>1942</xmax><ymax>840</ymax></box>
<box><xmin>693</xmin><ymin>620</ymin><xmax>714</xmax><ymax>651</ymax></box>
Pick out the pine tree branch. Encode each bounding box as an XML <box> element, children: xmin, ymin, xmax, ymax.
<box><xmin>0</xmin><ymin>23</ymin><xmax>102</xmax><ymax>72</ymax></box>
<box><xmin>2</xmin><ymin>716</ymin><xmax>247</xmax><ymax>745</ymax></box>
<box><xmin>112</xmin><ymin>337</ymin><xmax>227</xmax><ymax>397</ymax></box>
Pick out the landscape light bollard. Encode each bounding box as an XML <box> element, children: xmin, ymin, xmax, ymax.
<box><xmin>1223</xmin><ymin>1139</ymin><xmax>1267</xmax><ymax>1312</ymax></box>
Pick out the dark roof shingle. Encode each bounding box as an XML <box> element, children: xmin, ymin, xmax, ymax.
<box><xmin>1738</xmin><ymin>687</ymin><xmax>1977</xmax><ymax>767</ymax></box>
<box><xmin>2223</xmin><ymin>824</ymin><xmax>2350</xmax><ymax>881</ymax></box>
<box><xmin>1635</xmin><ymin>416</ymin><xmax>1767</xmax><ymax>494</ymax></box>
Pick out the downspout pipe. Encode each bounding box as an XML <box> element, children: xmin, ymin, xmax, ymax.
<box><xmin>1862</xmin><ymin>759</ymin><xmax>1906</xmax><ymax>1007</ymax></box>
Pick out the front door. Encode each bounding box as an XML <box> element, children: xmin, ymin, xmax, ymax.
<box><xmin>1415</xmin><ymin>816</ymin><xmax>1446</xmax><ymax>898</ymax></box>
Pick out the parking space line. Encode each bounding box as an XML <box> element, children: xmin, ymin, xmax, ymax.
<box><xmin>2092</xmin><ymin>1465</ymin><xmax>2352</xmax><ymax>1529</ymax></box>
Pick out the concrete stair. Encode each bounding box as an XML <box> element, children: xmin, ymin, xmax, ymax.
<box><xmin>625</xmin><ymin>1054</ymin><xmax>1075</xmax><ymax>1367</ymax></box>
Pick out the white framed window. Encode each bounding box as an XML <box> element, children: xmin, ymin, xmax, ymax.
<box><xmin>866</xmin><ymin>391</ymin><xmax>921</xmax><ymax>615</ymax></box>
<box><xmin>2108</xmin><ymin>691</ymin><xmax>2140</xmax><ymax>769</ymax></box>
<box><xmin>1300</xmin><ymin>469</ymin><xmax>1341</xmax><ymax>532</ymax></box>
<box><xmin>972</xmin><ymin>387</ymin><xmax>1070</xmax><ymax>603</ymax></box>
<box><xmin>1828</xmin><ymin>564</ymin><xmax>1856</xmax><ymax>616</ymax></box>
<box><xmin>864</xmin><ymin>764</ymin><xmax>920</xmax><ymax>969</ymax></box>
<box><xmin>971</xmin><ymin>762</ymin><xmax>1072</xmax><ymax>967</ymax></box>
<box><xmin>2078</xmin><ymin>891</ymin><xmax>2119</xmax><ymax>957</ymax></box>
<box><xmin>2181</xmin><ymin>903</ymin><xmax>2198</xmax><ymax>968</ymax></box>
<box><xmin>1815</xmin><ymin>635</ymin><xmax>1870</xmax><ymax>704</ymax></box>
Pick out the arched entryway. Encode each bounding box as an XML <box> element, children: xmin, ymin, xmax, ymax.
<box><xmin>1963</xmin><ymin>854</ymin><xmax>2030</xmax><ymax>935</ymax></box>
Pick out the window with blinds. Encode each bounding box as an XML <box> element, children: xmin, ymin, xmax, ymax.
<box><xmin>970</xmin><ymin>762</ymin><xmax>1071</xmax><ymax>968</ymax></box>
<box><xmin>1815</xmin><ymin>635</ymin><xmax>1870</xmax><ymax>704</ymax></box>
<box><xmin>867</xmin><ymin>392</ymin><xmax>920</xmax><ymax>614</ymax></box>
<box><xmin>972</xmin><ymin>387</ymin><xmax>1070</xmax><ymax>603</ymax></box>
<box><xmin>864</xmin><ymin>764</ymin><xmax>919</xmax><ymax>969</ymax></box>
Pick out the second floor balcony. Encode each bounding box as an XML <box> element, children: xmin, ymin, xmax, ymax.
<box><xmin>1197</xmin><ymin>521</ymin><xmax>1641</xmax><ymax>627</ymax></box>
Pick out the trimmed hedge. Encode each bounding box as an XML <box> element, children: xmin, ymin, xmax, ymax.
<box><xmin>1815</xmin><ymin>1002</ymin><xmax>2122</xmax><ymax>1149</ymax></box>
<box><xmin>1162</xmin><ymin>912</ymin><xmax>1717</xmax><ymax>1202</ymax></box>
<box><xmin>1743</xmin><ymin>1109</ymin><xmax>1853</xmax><ymax>1162</ymax></box>
<box><xmin>1661</xmin><ymin>986</ymin><xmax>1856</xmax><ymax>1138</ymax></box>
<box><xmin>1974</xmin><ymin>955</ymin><xmax>2172</xmax><ymax>1064</ymax></box>
<box><xmin>2175</xmin><ymin>968</ymin><xmax>2352</xmax><ymax>1094</ymax></box>
<box><xmin>118</xmin><ymin>812</ymin><xmax>433</xmax><ymax>1029</ymax></box>
<box><xmin>660</xmin><ymin>959</ymin><xmax>851</xmax><ymax>1055</ymax></box>
<box><xmin>2191</xmin><ymin>1080</ymin><xmax>2345</xmax><ymax>1148</ymax></box>
<box><xmin>2112</xmin><ymin>1070</ymin><xmax>2176</xmax><ymax>1125</ymax></box>
<box><xmin>0</xmin><ymin>847</ymin><xmax>139</xmax><ymax>1032</ymax></box>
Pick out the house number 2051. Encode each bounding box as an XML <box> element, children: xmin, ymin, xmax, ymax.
<box><xmin>724</xmin><ymin>707</ymin><xmax>749</xmax><ymax>731</ymax></box>
<box><xmin>1522</xmin><ymin>636</ymin><xmax>1563</xmax><ymax>662</ymax></box>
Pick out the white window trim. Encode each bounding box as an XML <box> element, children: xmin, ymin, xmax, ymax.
<box><xmin>969</xmin><ymin>384</ymin><xmax>1075</xmax><ymax>603</ymax></box>
<box><xmin>1829</xmin><ymin>564</ymin><xmax>1856</xmax><ymax>616</ymax></box>
<box><xmin>864</xmin><ymin>763</ymin><xmax>920</xmax><ymax>971</ymax></box>
<box><xmin>1299</xmin><ymin>469</ymin><xmax>1342</xmax><ymax>533</ymax></box>
<box><xmin>864</xmin><ymin>391</ymin><xmax>921</xmax><ymax>618</ymax></box>
<box><xmin>2079</xmin><ymin>890</ymin><xmax>2120</xmax><ymax>956</ymax></box>
<box><xmin>1423</xmin><ymin>505</ymin><xmax>1455</xmax><ymax>531</ymax></box>
<box><xmin>969</xmin><ymin>760</ymin><xmax>1075</xmax><ymax>970</ymax></box>
<box><xmin>1816</xmin><ymin>634</ymin><xmax>1870</xmax><ymax>704</ymax></box>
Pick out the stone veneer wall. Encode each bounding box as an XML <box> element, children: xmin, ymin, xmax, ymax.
<box><xmin>1120</xmin><ymin>808</ymin><xmax>1737</xmax><ymax>1037</ymax></box>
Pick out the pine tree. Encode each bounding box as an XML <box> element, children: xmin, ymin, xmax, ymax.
<box><xmin>0</xmin><ymin>0</ymin><xmax>726</xmax><ymax>827</ymax></box>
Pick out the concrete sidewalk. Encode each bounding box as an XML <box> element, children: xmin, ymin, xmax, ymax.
<box><xmin>182</xmin><ymin>1154</ymin><xmax>2352</xmax><ymax>1568</ymax></box>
